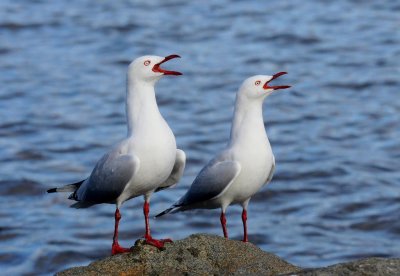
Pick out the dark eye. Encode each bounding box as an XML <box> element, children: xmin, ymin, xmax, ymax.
<box><xmin>255</xmin><ymin>80</ymin><xmax>261</xmax><ymax>86</ymax></box>
<box><xmin>144</xmin><ymin>60</ymin><xmax>151</xmax><ymax>66</ymax></box>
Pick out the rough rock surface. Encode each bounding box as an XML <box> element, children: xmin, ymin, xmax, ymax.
<box><xmin>57</xmin><ymin>234</ymin><xmax>300</xmax><ymax>276</ymax></box>
<box><xmin>57</xmin><ymin>234</ymin><xmax>400</xmax><ymax>276</ymax></box>
<box><xmin>293</xmin><ymin>257</ymin><xmax>400</xmax><ymax>276</ymax></box>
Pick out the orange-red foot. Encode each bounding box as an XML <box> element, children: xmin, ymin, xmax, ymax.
<box><xmin>144</xmin><ymin>236</ymin><xmax>173</xmax><ymax>249</ymax></box>
<box><xmin>111</xmin><ymin>242</ymin><xmax>131</xmax><ymax>255</ymax></box>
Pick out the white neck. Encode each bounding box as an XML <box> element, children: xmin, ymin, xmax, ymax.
<box><xmin>229</xmin><ymin>93</ymin><xmax>267</xmax><ymax>146</ymax></box>
<box><xmin>126</xmin><ymin>77</ymin><xmax>160</xmax><ymax>136</ymax></box>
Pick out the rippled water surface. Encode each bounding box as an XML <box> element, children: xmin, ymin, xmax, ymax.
<box><xmin>1</xmin><ymin>0</ymin><xmax>399</xmax><ymax>275</ymax></box>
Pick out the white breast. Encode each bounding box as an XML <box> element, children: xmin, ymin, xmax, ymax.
<box><xmin>221</xmin><ymin>135</ymin><xmax>273</xmax><ymax>205</ymax></box>
<box><xmin>121</xmin><ymin>117</ymin><xmax>177</xmax><ymax>201</ymax></box>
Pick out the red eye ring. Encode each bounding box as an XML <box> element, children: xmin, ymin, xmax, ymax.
<box><xmin>255</xmin><ymin>80</ymin><xmax>261</xmax><ymax>86</ymax></box>
<box><xmin>144</xmin><ymin>60</ymin><xmax>151</xmax><ymax>66</ymax></box>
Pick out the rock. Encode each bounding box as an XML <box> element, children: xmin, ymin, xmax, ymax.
<box><xmin>57</xmin><ymin>234</ymin><xmax>400</xmax><ymax>276</ymax></box>
<box><xmin>292</xmin><ymin>257</ymin><xmax>400</xmax><ymax>276</ymax></box>
<box><xmin>57</xmin><ymin>233</ymin><xmax>300</xmax><ymax>276</ymax></box>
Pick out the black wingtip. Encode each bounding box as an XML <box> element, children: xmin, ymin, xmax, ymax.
<box><xmin>47</xmin><ymin>188</ymin><xmax>57</xmax><ymax>193</ymax></box>
<box><xmin>155</xmin><ymin>207</ymin><xmax>173</xmax><ymax>218</ymax></box>
<box><xmin>154</xmin><ymin>210</ymin><xmax>168</xmax><ymax>218</ymax></box>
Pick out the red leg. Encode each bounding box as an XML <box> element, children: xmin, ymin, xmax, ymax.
<box><xmin>220</xmin><ymin>212</ymin><xmax>228</xmax><ymax>238</ymax></box>
<box><xmin>143</xmin><ymin>201</ymin><xmax>172</xmax><ymax>249</ymax></box>
<box><xmin>111</xmin><ymin>208</ymin><xmax>130</xmax><ymax>255</ymax></box>
<box><xmin>242</xmin><ymin>209</ymin><xmax>248</xmax><ymax>242</ymax></box>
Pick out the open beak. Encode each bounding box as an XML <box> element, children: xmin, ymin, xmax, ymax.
<box><xmin>263</xmin><ymin>72</ymin><xmax>291</xmax><ymax>90</ymax></box>
<box><xmin>152</xmin><ymin>54</ymin><xmax>182</xmax><ymax>76</ymax></box>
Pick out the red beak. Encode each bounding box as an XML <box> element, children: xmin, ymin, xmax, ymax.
<box><xmin>152</xmin><ymin>54</ymin><xmax>182</xmax><ymax>76</ymax></box>
<box><xmin>263</xmin><ymin>72</ymin><xmax>291</xmax><ymax>90</ymax></box>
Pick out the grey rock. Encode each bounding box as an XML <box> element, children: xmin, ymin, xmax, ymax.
<box><xmin>291</xmin><ymin>257</ymin><xmax>400</xmax><ymax>276</ymax></box>
<box><xmin>57</xmin><ymin>233</ymin><xmax>300</xmax><ymax>276</ymax></box>
<box><xmin>57</xmin><ymin>234</ymin><xmax>400</xmax><ymax>276</ymax></box>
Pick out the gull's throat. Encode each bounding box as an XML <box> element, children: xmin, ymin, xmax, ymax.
<box><xmin>126</xmin><ymin>81</ymin><xmax>159</xmax><ymax>137</ymax></box>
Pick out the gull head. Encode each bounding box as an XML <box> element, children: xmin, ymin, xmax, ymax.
<box><xmin>128</xmin><ymin>54</ymin><xmax>182</xmax><ymax>83</ymax></box>
<box><xmin>239</xmin><ymin>72</ymin><xmax>291</xmax><ymax>99</ymax></box>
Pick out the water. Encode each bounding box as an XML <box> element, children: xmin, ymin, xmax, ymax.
<box><xmin>1</xmin><ymin>0</ymin><xmax>399</xmax><ymax>274</ymax></box>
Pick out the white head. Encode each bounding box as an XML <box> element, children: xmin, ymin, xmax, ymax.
<box><xmin>127</xmin><ymin>54</ymin><xmax>182</xmax><ymax>84</ymax></box>
<box><xmin>238</xmin><ymin>72</ymin><xmax>291</xmax><ymax>100</ymax></box>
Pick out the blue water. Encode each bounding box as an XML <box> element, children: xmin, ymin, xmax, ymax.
<box><xmin>1</xmin><ymin>0</ymin><xmax>399</xmax><ymax>274</ymax></box>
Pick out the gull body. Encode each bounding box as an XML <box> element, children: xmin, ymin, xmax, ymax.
<box><xmin>48</xmin><ymin>55</ymin><xmax>186</xmax><ymax>254</ymax></box>
<box><xmin>157</xmin><ymin>73</ymin><xmax>290</xmax><ymax>241</ymax></box>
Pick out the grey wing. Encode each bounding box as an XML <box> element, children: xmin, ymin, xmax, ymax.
<box><xmin>156</xmin><ymin>149</ymin><xmax>186</xmax><ymax>192</ymax></box>
<box><xmin>264</xmin><ymin>155</ymin><xmax>275</xmax><ymax>185</ymax></box>
<box><xmin>178</xmin><ymin>160</ymin><xmax>241</xmax><ymax>207</ymax></box>
<box><xmin>75</xmin><ymin>153</ymin><xmax>139</xmax><ymax>204</ymax></box>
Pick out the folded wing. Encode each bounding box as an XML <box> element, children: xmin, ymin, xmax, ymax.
<box><xmin>72</xmin><ymin>153</ymin><xmax>140</xmax><ymax>206</ymax></box>
<box><xmin>156</xmin><ymin>149</ymin><xmax>186</xmax><ymax>192</ymax></box>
